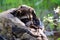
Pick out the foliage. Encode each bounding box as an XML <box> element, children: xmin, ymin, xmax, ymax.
<box><xmin>43</xmin><ymin>16</ymin><xmax>54</xmax><ymax>30</ymax></box>
<box><xmin>57</xmin><ymin>38</ymin><xmax>60</xmax><ymax>40</ymax></box>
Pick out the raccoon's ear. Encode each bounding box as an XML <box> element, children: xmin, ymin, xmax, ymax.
<box><xmin>16</xmin><ymin>10</ymin><xmax>22</xmax><ymax>17</ymax></box>
<box><xmin>31</xmin><ymin>9</ymin><xmax>36</xmax><ymax>18</ymax></box>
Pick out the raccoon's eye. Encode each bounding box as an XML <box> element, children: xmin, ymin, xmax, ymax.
<box><xmin>21</xmin><ymin>18</ymin><xmax>30</xmax><ymax>24</ymax></box>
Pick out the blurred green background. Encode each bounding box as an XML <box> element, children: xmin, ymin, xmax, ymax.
<box><xmin>0</xmin><ymin>0</ymin><xmax>60</xmax><ymax>40</ymax></box>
